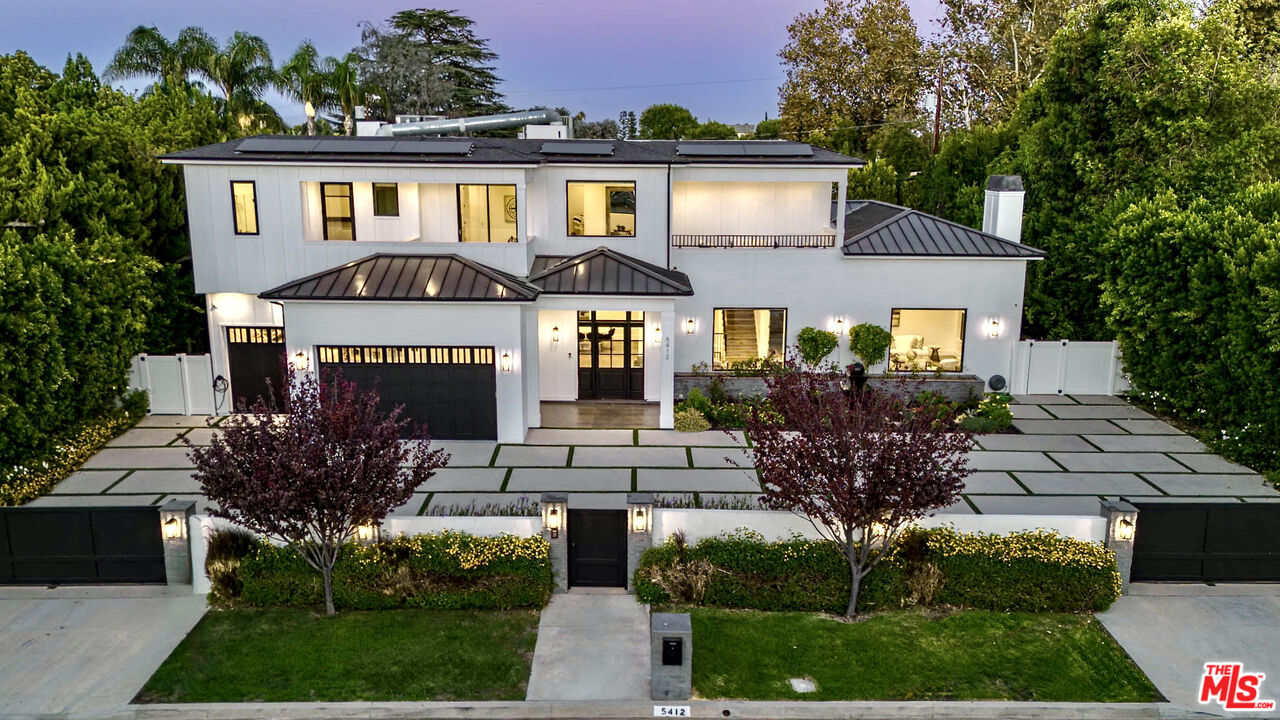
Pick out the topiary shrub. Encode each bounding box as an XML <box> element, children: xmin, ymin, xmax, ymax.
<box><xmin>795</xmin><ymin>327</ymin><xmax>839</xmax><ymax>365</ymax></box>
<box><xmin>674</xmin><ymin>407</ymin><xmax>712</xmax><ymax>433</ymax></box>
<box><xmin>848</xmin><ymin>323</ymin><xmax>893</xmax><ymax>369</ymax></box>
<box><xmin>205</xmin><ymin>526</ymin><xmax>259</xmax><ymax>603</ymax></box>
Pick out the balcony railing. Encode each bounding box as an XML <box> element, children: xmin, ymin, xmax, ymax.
<box><xmin>671</xmin><ymin>234</ymin><xmax>837</xmax><ymax>249</ymax></box>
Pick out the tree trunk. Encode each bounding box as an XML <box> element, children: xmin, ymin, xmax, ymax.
<box><xmin>343</xmin><ymin>114</ymin><xmax>353</xmax><ymax>136</ymax></box>
<box><xmin>846</xmin><ymin>563</ymin><xmax>862</xmax><ymax>618</ymax></box>
<box><xmin>321</xmin><ymin>563</ymin><xmax>336</xmax><ymax>616</ymax></box>
<box><xmin>306</xmin><ymin>116</ymin><xmax>316</xmax><ymax>136</ymax></box>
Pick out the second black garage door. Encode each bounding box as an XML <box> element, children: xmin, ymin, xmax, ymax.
<box><xmin>317</xmin><ymin>345</ymin><xmax>497</xmax><ymax>440</ymax></box>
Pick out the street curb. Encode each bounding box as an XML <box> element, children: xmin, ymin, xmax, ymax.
<box><xmin>3</xmin><ymin>699</ymin><xmax>1225</xmax><ymax>720</ymax></box>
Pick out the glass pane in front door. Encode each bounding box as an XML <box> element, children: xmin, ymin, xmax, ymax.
<box><xmin>577</xmin><ymin>311</ymin><xmax>644</xmax><ymax>399</ymax></box>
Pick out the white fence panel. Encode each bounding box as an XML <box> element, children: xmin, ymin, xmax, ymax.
<box><xmin>129</xmin><ymin>354</ymin><xmax>215</xmax><ymax>415</ymax></box>
<box><xmin>653</xmin><ymin>508</ymin><xmax>1106</xmax><ymax>546</ymax></box>
<box><xmin>1011</xmin><ymin>340</ymin><xmax>1129</xmax><ymax>396</ymax></box>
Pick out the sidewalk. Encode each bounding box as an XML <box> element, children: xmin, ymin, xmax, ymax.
<box><xmin>525</xmin><ymin>590</ymin><xmax>650</xmax><ymax>701</ymax></box>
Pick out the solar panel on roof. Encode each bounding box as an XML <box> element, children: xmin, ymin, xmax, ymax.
<box><xmin>237</xmin><ymin>137</ymin><xmax>320</xmax><ymax>153</ymax></box>
<box><xmin>746</xmin><ymin>144</ymin><xmax>814</xmax><ymax>157</ymax></box>
<box><xmin>676</xmin><ymin>143</ymin><xmax>746</xmax><ymax>156</ymax></box>
<box><xmin>311</xmin><ymin>139</ymin><xmax>397</xmax><ymax>153</ymax></box>
<box><xmin>388</xmin><ymin>140</ymin><xmax>474</xmax><ymax>155</ymax></box>
<box><xmin>676</xmin><ymin>141</ymin><xmax>814</xmax><ymax>157</ymax></box>
<box><xmin>539</xmin><ymin>140</ymin><xmax>614</xmax><ymax>156</ymax></box>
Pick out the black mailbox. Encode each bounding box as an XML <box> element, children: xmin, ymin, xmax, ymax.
<box><xmin>662</xmin><ymin>637</ymin><xmax>683</xmax><ymax>666</ymax></box>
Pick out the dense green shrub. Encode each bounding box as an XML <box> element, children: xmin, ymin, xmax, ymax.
<box><xmin>674</xmin><ymin>407</ymin><xmax>712</xmax><ymax>433</ymax></box>
<box><xmin>795</xmin><ymin>327</ymin><xmax>839</xmax><ymax>365</ymax></box>
<box><xmin>957</xmin><ymin>393</ymin><xmax>1013</xmax><ymax>433</ymax></box>
<box><xmin>238</xmin><ymin>532</ymin><xmax>553</xmax><ymax>611</ymax></box>
<box><xmin>635</xmin><ymin>527</ymin><xmax>1119</xmax><ymax>613</ymax></box>
<box><xmin>848</xmin><ymin>323</ymin><xmax>893</xmax><ymax>368</ymax></box>
<box><xmin>205</xmin><ymin>527</ymin><xmax>258</xmax><ymax>602</ymax></box>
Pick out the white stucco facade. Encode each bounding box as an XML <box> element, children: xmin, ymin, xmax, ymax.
<box><xmin>167</xmin><ymin>138</ymin><xmax>1036</xmax><ymax>442</ymax></box>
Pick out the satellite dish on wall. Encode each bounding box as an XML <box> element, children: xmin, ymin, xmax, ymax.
<box><xmin>988</xmin><ymin>374</ymin><xmax>1007</xmax><ymax>392</ymax></box>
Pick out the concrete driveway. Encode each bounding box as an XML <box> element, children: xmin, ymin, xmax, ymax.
<box><xmin>0</xmin><ymin>586</ymin><xmax>206</xmax><ymax>716</ymax></box>
<box><xmin>1098</xmin><ymin>584</ymin><xmax>1280</xmax><ymax>716</ymax></box>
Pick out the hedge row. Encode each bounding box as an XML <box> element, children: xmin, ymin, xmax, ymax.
<box><xmin>634</xmin><ymin>528</ymin><xmax>1120</xmax><ymax>614</ymax></box>
<box><xmin>238</xmin><ymin>531</ymin><xmax>553</xmax><ymax>611</ymax></box>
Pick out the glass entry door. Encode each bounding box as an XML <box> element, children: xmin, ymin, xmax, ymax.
<box><xmin>577</xmin><ymin>311</ymin><xmax>644</xmax><ymax>399</ymax></box>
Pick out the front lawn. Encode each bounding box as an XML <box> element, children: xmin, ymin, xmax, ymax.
<box><xmin>137</xmin><ymin>608</ymin><xmax>539</xmax><ymax>702</ymax></box>
<box><xmin>691</xmin><ymin>608</ymin><xmax>1160</xmax><ymax>702</ymax></box>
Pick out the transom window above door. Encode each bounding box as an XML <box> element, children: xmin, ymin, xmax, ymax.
<box><xmin>567</xmin><ymin>182</ymin><xmax>635</xmax><ymax>237</ymax></box>
<box><xmin>712</xmin><ymin>308</ymin><xmax>786</xmax><ymax>370</ymax></box>
<box><xmin>890</xmin><ymin>308</ymin><xmax>966</xmax><ymax>372</ymax></box>
<box><xmin>458</xmin><ymin>184</ymin><xmax>517</xmax><ymax>243</ymax></box>
<box><xmin>320</xmin><ymin>182</ymin><xmax>355</xmax><ymax>241</ymax></box>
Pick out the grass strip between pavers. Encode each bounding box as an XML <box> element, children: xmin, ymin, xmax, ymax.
<box><xmin>137</xmin><ymin>608</ymin><xmax>539</xmax><ymax>703</ymax></box>
<box><xmin>689</xmin><ymin>608</ymin><xmax>1161</xmax><ymax>702</ymax></box>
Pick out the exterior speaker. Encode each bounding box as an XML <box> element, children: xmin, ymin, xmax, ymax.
<box><xmin>988</xmin><ymin>374</ymin><xmax>1007</xmax><ymax>391</ymax></box>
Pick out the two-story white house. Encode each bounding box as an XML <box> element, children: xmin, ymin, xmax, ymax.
<box><xmin>161</xmin><ymin>136</ymin><xmax>1041</xmax><ymax>443</ymax></box>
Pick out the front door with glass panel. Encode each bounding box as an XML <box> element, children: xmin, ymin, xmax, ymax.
<box><xmin>577</xmin><ymin>311</ymin><xmax>644</xmax><ymax>399</ymax></box>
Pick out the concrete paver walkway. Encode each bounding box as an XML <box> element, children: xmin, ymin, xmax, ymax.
<box><xmin>0</xmin><ymin>586</ymin><xmax>207</xmax><ymax>715</ymax></box>
<box><xmin>525</xmin><ymin>591</ymin><xmax>650</xmax><ymax>701</ymax></box>
<box><xmin>1098</xmin><ymin>584</ymin><xmax>1280</xmax><ymax>716</ymax></box>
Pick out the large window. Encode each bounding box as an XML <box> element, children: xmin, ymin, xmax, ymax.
<box><xmin>567</xmin><ymin>181</ymin><xmax>635</xmax><ymax>237</ymax></box>
<box><xmin>889</xmin><ymin>309</ymin><xmax>966</xmax><ymax>372</ymax></box>
<box><xmin>713</xmin><ymin>308</ymin><xmax>786</xmax><ymax>370</ymax></box>
<box><xmin>230</xmin><ymin>181</ymin><xmax>258</xmax><ymax>235</ymax></box>
<box><xmin>320</xmin><ymin>183</ymin><xmax>355</xmax><ymax>240</ymax></box>
<box><xmin>458</xmin><ymin>184</ymin><xmax>517</xmax><ymax>243</ymax></box>
<box><xmin>372</xmin><ymin>183</ymin><xmax>399</xmax><ymax>217</ymax></box>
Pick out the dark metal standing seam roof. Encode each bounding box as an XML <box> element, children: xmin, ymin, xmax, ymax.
<box><xmin>528</xmin><ymin>247</ymin><xmax>693</xmax><ymax>296</ymax></box>
<box><xmin>841</xmin><ymin>201</ymin><xmax>1045</xmax><ymax>259</ymax></box>
<box><xmin>259</xmin><ymin>254</ymin><xmax>541</xmax><ymax>301</ymax></box>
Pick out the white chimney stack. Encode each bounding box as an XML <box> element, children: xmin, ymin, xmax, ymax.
<box><xmin>982</xmin><ymin>175</ymin><xmax>1024</xmax><ymax>244</ymax></box>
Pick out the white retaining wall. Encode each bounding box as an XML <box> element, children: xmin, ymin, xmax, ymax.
<box><xmin>1010</xmin><ymin>339</ymin><xmax>1130</xmax><ymax>396</ymax></box>
<box><xmin>652</xmin><ymin>508</ymin><xmax>1106</xmax><ymax>546</ymax></box>
<box><xmin>129</xmin><ymin>353</ymin><xmax>216</xmax><ymax>415</ymax></box>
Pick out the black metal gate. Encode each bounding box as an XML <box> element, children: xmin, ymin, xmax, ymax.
<box><xmin>568</xmin><ymin>509</ymin><xmax>626</xmax><ymax>587</ymax></box>
<box><xmin>0</xmin><ymin>507</ymin><xmax>166</xmax><ymax>585</ymax></box>
<box><xmin>225</xmin><ymin>326</ymin><xmax>285</xmax><ymax>410</ymax></box>
<box><xmin>317</xmin><ymin>345</ymin><xmax>498</xmax><ymax>440</ymax></box>
<box><xmin>1129</xmin><ymin>501</ymin><xmax>1280</xmax><ymax>582</ymax></box>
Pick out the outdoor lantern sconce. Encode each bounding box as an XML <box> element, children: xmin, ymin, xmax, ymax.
<box><xmin>551</xmin><ymin>326</ymin><xmax>560</xmax><ymax>344</ymax></box>
<box><xmin>834</xmin><ymin>318</ymin><xmax>846</xmax><ymax>335</ymax></box>
<box><xmin>633</xmin><ymin>508</ymin><xmax>646</xmax><ymax>532</ymax></box>
<box><xmin>501</xmin><ymin>352</ymin><xmax>512</xmax><ymax>372</ymax></box>
<box><xmin>547</xmin><ymin>507</ymin><xmax>560</xmax><ymax>538</ymax></box>
<box><xmin>355</xmin><ymin>523</ymin><xmax>378</xmax><ymax>544</ymax></box>
<box><xmin>290</xmin><ymin>351</ymin><xmax>308</xmax><ymax>370</ymax></box>
<box><xmin>684</xmin><ymin>318</ymin><xmax>696</xmax><ymax>334</ymax></box>
<box><xmin>162</xmin><ymin>517</ymin><xmax>183</xmax><ymax>540</ymax></box>
<box><xmin>1116</xmin><ymin>517</ymin><xmax>1136</xmax><ymax>542</ymax></box>
<box><xmin>988</xmin><ymin>318</ymin><xmax>1003</xmax><ymax>338</ymax></box>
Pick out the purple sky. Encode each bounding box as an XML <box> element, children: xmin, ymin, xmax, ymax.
<box><xmin>2</xmin><ymin>0</ymin><xmax>946</xmax><ymax>125</ymax></box>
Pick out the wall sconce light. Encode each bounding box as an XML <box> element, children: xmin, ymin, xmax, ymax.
<box><xmin>1115</xmin><ymin>517</ymin><xmax>1135</xmax><ymax>542</ymax></box>
<box><xmin>547</xmin><ymin>507</ymin><xmax>560</xmax><ymax>539</ymax></box>
<box><xmin>684</xmin><ymin>318</ymin><xmax>695</xmax><ymax>334</ymax></box>
<box><xmin>834</xmin><ymin>318</ymin><xmax>846</xmax><ymax>335</ymax></box>
<box><xmin>653</xmin><ymin>325</ymin><xmax>661</xmax><ymax>343</ymax></box>
<box><xmin>551</xmin><ymin>326</ymin><xmax>560</xmax><ymax>343</ymax></box>
<box><xmin>633</xmin><ymin>508</ymin><xmax>647</xmax><ymax>532</ymax></box>
<box><xmin>290</xmin><ymin>351</ymin><xmax>308</xmax><ymax>370</ymax></box>
<box><xmin>501</xmin><ymin>352</ymin><xmax>512</xmax><ymax>372</ymax></box>
<box><xmin>355</xmin><ymin>523</ymin><xmax>378</xmax><ymax>543</ymax></box>
<box><xmin>163</xmin><ymin>517</ymin><xmax>183</xmax><ymax>540</ymax></box>
<box><xmin>988</xmin><ymin>318</ymin><xmax>1003</xmax><ymax>338</ymax></box>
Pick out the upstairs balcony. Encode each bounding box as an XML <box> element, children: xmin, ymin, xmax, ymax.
<box><xmin>671</xmin><ymin>233</ymin><xmax>836</xmax><ymax>249</ymax></box>
<box><xmin>670</xmin><ymin>180</ymin><xmax>837</xmax><ymax>250</ymax></box>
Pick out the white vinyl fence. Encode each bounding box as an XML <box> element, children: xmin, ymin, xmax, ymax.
<box><xmin>1009</xmin><ymin>340</ymin><xmax>1130</xmax><ymax>396</ymax></box>
<box><xmin>128</xmin><ymin>354</ymin><xmax>216</xmax><ymax>415</ymax></box>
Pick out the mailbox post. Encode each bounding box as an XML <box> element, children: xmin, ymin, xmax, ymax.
<box><xmin>651</xmin><ymin>612</ymin><xmax>692</xmax><ymax>700</ymax></box>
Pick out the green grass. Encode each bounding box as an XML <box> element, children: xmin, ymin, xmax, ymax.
<box><xmin>691</xmin><ymin>608</ymin><xmax>1161</xmax><ymax>702</ymax></box>
<box><xmin>137</xmin><ymin>608</ymin><xmax>539</xmax><ymax>702</ymax></box>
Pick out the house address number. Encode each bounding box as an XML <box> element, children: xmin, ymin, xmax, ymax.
<box><xmin>654</xmin><ymin>706</ymin><xmax>690</xmax><ymax>717</ymax></box>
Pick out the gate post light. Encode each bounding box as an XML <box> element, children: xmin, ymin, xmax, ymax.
<box><xmin>163</xmin><ymin>517</ymin><xmax>183</xmax><ymax>539</ymax></box>
<box><xmin>627</xmin><ymin>492</ymin><xmax>655</xmax><ymax>592</ymax></box>
<box><xmin>354</xmin><ymin>522</ymin><xmax>379</xmax><ymax>545</ymax></box>
<box><xmin>1100</xmin><ymin>499</ymin><xmax>1139</xmax><ymax>594</ymax></box>
<box><xmin>540</xmin><ymin>493</ymin><xmax>569</xmax><ymax>593</ymax></box>
<box><xmin>159</xmin><ymin>499</ymin><xmax>197</xmax><ymax>586</ymax></box>
<box><xmin>1116</xmin><ymin>517</ymin><xmax>1135</xmax><ymax>542</ymax></box>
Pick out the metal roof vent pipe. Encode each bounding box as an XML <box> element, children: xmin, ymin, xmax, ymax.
<box><xmin>375</xmin><ymin>108</ymin><xmax>563</xmax><ymax>137</ymax></box>
<box><xmin>982</xmin><ymin>175</ymin><xmax>1025</xmax><ymax>244</ymax></box>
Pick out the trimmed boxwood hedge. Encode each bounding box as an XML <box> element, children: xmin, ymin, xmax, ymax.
<box><xmin>634</xmin><ymin>528</ymin><xmax>1120</xmax><ymax>614</ymax></box>
<box><xmin>238</xmin><ymin>531</ymin><xmax>552</xmax><ymax>611</ymax></box>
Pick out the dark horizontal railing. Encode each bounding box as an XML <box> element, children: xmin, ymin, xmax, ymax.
<box><xmin>671</xmin><ymin>234</ymin><xmax>837</xmax><ymax>249</ymax></box>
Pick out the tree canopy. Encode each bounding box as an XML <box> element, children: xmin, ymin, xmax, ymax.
<box><xmin>639</xmin><ymin>103</ymin><xmax>697</xmax><ymax>139</ymax></box>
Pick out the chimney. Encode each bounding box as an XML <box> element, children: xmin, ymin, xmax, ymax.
<box><xmin>982</xmin><ymin>175</ymin><xmax>1024</xmax><ymax>244</ymax></box>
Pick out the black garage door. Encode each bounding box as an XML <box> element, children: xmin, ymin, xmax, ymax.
<box><xmin>226</xmin><ymin>326</ymin><xmax>285</xmax><ymax>410</ymax></box>
<box><xmin>317</xmin><ymin>345</ymin><xmax>498</xmax><ymax>440</ymax></box>
<box><xmin>1129</xmin><ymin>501</ymin><xmax>1280</xmax><ymax>582</ymax></box>
<box><xmin>0</xmin><ymin>507</ymin><xmax>166</xmax><ymax>584</ymax></box>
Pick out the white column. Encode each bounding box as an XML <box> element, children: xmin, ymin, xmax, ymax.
<box><xmin>523</xmin><ymin>306</ymin><xmax>541</xmax><ymax>430</ymax></box>
<box><xmin>660</xmin><ymin>309</ymin><xmax>675</xmax><ymax>429</ymax></box>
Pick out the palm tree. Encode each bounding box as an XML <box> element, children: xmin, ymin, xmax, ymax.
<box><xmin>200</xmin><ymin>32</ymin><xmax>276</xmax><ymax>126</ymax></box>
<box><xmin>104</xmin><ymin>25</ymin><xmax>215</xmax><ymax>92</ymax></box>
<box><xmin>279</xmin><ymin>41</ymin><xmax>330</xmax><ymax>136</ymax></box>
<box><xmin>324</xmin><ymin>53</ymin><xmax>365</xmax><ymax>136</ymax></box>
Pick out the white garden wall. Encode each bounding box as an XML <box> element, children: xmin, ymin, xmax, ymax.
<box><xmin>128</xmin><ymin>354</ymin><xmax>215</xmax><ymax>415</ymax></box>
<box><xmin>652</xmin><ymin>508</ymin><xmax>1106</xmax><ymax>546</ymax></box>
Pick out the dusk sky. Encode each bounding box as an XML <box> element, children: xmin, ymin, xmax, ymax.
<box><xmin>2</xmin><ymin>0</ymin><xmax>947</xmax><ymax>126</ymax></box>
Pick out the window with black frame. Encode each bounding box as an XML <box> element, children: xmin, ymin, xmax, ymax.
<box><xmin>320</xmin><ymin>183</ymin><xmax>355</xmax><ymax>240</ymax></box>
<box><xmin>458</xmin><ymin>184</ymin><xmax>517</xmax><ymax>242</ymax></box>
<box><xmin>712</xmin><ymin>308</ymin><xmax>786</xmax><ymax>370</ymax></box>
<box><xmin>372</xmin><ymin>183</ymin><xmax>399</xmax><ymax>217</ymax></box>
<box><xmin>231</xmin><ymin>181</ymin><xmax>258</xmax><ymax>235</ymax></box>
<box><xmin>567</xmin><ymin>181</ymin><xmax>635</xmax><ymax>237</ymax></box>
